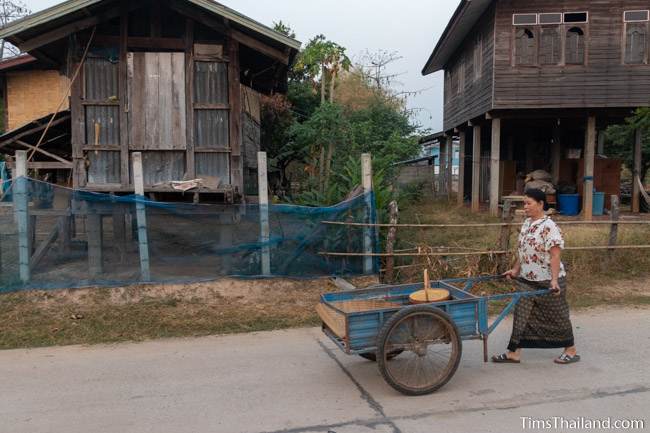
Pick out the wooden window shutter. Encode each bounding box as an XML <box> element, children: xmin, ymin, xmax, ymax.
<box><xmin>625</xmin><ymin>23</ymin><xmax>648</xmax><ymax>64</ymax></box>
<box><xmin>515</xmin><ymin>28</ymin><xmax>536</xmax><ymax>65</ymax></box>
<box><xmin>565</xmin><ymin>27</ymin><xmax>585</xmax><ymax>64</ymax></box>
<box><xmin>540</xmin><ymin>27</ymin><xmax>561</xmax><ymax>64</ymax></box>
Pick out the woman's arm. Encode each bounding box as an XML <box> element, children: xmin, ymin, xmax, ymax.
<box><xmin>549</xmin><ymin>246</ymin><xmax>562</xmax><ymax>294</ymax></box>
<box><xmin>504</xmin><ymin>259</ymin><xmax>521</xmax><ymax>279</ymax></box>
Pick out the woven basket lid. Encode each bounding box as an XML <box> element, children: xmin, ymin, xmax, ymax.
<box><xmin>409</xmin><ymin>289</ymin><xmax>451</xmax><ymax>304</ymax></box>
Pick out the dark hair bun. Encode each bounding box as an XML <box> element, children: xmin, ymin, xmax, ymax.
<box><xmin>524</xmin><ymin>188</ymin><xmax>546</xmax><ymax>203</ymax></box>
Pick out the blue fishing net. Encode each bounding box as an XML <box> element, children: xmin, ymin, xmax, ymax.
<box><xmin>0</xmin><ymin>178</ymin><xmax>379</xmax><ymax>293</ymax></box>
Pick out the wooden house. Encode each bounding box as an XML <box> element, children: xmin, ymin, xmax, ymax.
<box><xmin>422</xmin><ymin>0</ymin><xmax>649</xmax><ymax>219</ymax></box>
<box><xmin>0</xmin><ymin>0</ymin><xmax>300</xmax><ymax>202</ymax></box>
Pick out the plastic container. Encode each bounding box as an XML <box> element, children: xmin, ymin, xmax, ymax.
<box><xmin>592</xmin><ymin>192</ymin><xmax>605</xmax><ymax>216</ymax></box>
<box><xmin>558</xmin><ymin>194</ymin><xmax>580</xmax><ymax>216</ymax></box>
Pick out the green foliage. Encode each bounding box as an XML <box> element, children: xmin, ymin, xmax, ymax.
<box><xmin>605</xmin><ymin>108</ymin><xmax>650</xmax><ymax>182</ymax></box>
<box><xmin>272</xmin><ymin>21</ymin><xmax>296</xmax><ymax>39</ymax></box>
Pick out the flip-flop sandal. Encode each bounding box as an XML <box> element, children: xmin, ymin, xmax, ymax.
<box><xmin>554</xmin><ymin>353</ymin><xmax>581</xmax><ymax>364</ymax></box>
<box><xmin>491</xmin><ymin>353</ymin><xmax>520</xmax><ymax>364</ymax></box>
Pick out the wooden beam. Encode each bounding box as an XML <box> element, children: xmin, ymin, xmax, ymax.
<box><xmin>119</xmin><ymin>1</ymin><xmax>129</xmax><ymax>187</ymax></box>
<box><xmin>92</xmin><ymin>35</ymin><xmax>185</xmax><ymax>50</ymax></box>
<box><xmin>19</xmin><ymin>5</ymin><xmax>129</xmax><ymax>52</ymax></box>
<box><xmin>6</xmin><ymin>161</ymin><xmax>73</xmax><ymax>170</ymax></box>
<box><xmin>472</xmin><ymin>125</ymin><xmax>481</xmax><ymax>213</ymax></box>
<box><xmin>446</xmin><ymin>135</ymin><xmax>453</xmax><ymax>201</ymax></box>
<box><xmin>438</xmin><ymin>138</ymin><xmax>447</xmax><ymax>196</ymax></box>
<box><xmin>228</xmin><ymin>38</ymin><xmax>243</xmax><ymax>193</ymax></box>
<box><xmin>14</xmin><ymin>140</ymin><xmax>72</xmax><ymax>166</ymax></box>
<box><xmin>583</xmin><ymin>116</ymin><xmax>596</xmax><ymax>221</ymax></box>
<box><xmin>230</xmin><ymin>29</ymin><xmax>289</xmax><ymax>65</ymax></box>
<box><xmin>489</xmin><ymin>118</ymin><xmax>501</xmax><ymax>217</ymax></box>
<box><xmin>168</xmin><ymin>0</ymin><xmax>228</xmax><ymax>34</ymax></box>
<box><xmin>632</xmin><ymin>128</ymin><xmax>643</xmax><ymax>213</ymax></box>
<box><xmin>185</xmin><ymin>18</ymin><xmax>196</xmax><ymax>180</ymax></box>
<box><xmin>458</xmin><ymin>130</ymin><xmax>466</xmax><ymax>206</ymax></box>
<box><xmin>30</xmin><ymin>223</ymin><xmax>59</xmax><ymax>270</ymax></box>
<box><xmin>0</xmin><ymin>115</ymin><xmax>70</xmax><ymax>149</ymax></box>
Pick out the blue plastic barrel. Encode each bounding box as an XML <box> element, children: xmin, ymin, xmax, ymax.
<box><xmin>592</xmin><ymin>192</ymin><xmax>605</xmax><ymax>216</ymax></box>
<box><xmin>558</xmin><ymin>194</ymin><xmax>580</xmax><ymax>216</ymax></box>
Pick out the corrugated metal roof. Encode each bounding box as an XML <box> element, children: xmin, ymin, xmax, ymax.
<box><xmin>422</xmin><ymin>0</ymin><xmax>494</xmax><ymax>75</ymax></box>
<box><xmin>0</xmin><ymin>0</ymin><xmax>301</xmax><ymax>50</ymax></box>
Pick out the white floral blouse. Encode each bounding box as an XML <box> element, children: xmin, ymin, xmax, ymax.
<box><xmin>517</xmin><ymin>216</ymin><xmax>566</xmax><ymax>282</ymax></box>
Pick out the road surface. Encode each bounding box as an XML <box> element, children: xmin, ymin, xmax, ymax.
<box><xmin>1</xmin><ymin>307</ymin><xmax>648</xmax><ymax>433</ymax></box>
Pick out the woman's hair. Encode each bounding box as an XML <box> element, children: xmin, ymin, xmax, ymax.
<box><xmin>525</xmin><ymin>188</ymin><xmax>546</xmax><ymax>204</ymax></box>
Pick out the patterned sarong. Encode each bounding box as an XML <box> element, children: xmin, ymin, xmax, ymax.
<box><xmin>507</xmin><ymin>277</ymin><xmax>575</xmax><ymax>352</ymax></box>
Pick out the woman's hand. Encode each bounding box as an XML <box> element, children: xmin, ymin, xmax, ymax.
<box><xmin>503</xmin><ymin>268</ymin><xmax>520</xmax><ymax>280</ymax></box>
<box><xmin>550</xmin><ymin>279</ymin><xmax>561</xmax><ymax>295</ymax></box>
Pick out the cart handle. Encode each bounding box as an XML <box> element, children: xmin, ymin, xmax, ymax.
<box><xmin>485</xmin><ymin>289</ymin><xmax>553</xmax><ymax>335</ymax></box>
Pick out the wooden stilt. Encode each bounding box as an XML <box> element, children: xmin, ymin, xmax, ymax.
<box><xmin>632</xmin><ymin>128</ymin><xmax>642</xmax><ymax>213</ymax></box>
<box><xmin>583</xmin><ymin>117</ymin><xmax>596</xmax><ymax>221</ymax></box>
<box><xmin>472</xmin><ymin>125</ymin><xmax>481</xmax><ymax>213</ymax></box>
<box><xmin>447</xmin><ymin>135</ymin><xmax>453</xmax><ymax>201</ymax></box>
<box><xmin>458</xmin><ymin>131</ymin><xmax>466</xmax><ymax>206</ymax></box>
<box><xmin>490</xmin><ymin>118</ymin><xmax>501</xmax><ymax>217</ymax></box>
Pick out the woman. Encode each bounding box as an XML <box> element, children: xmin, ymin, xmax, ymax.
<box><xmin>492</xmin><ymin>188</ymin><xmax>580</xmax><ymax>365</ymax></box>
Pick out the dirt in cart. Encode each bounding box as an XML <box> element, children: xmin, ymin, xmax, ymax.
<box><xmin>0</xmin><ymin>276</ymin><xmax>378</xmax><ymax>350</ymax></box>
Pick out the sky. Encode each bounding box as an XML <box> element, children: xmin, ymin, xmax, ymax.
<box><xmin>25</xmin><ymin>0</ymin><xmax>459</xmax><ymax>133</ymax></box>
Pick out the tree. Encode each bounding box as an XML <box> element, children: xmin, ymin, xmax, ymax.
<box><xmin>0</xmin><ymin>0</ymin><xmax>30</xmax><ymax>58</ymax></box>
<box><xmin>605</xmin><ymin>108</ymin><xmax>650</xmax><ymax>185</ymax></box>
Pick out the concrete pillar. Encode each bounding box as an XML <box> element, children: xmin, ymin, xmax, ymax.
<box><xmin>632</xmin><ymin>128</ymin><xmax>643</xmax><ymax>213</ymax></box>
<box><xmin>458</xmin><ymin>131</ymin><xmax>466</xmax><ymax>206</ymax></box>
<box><xmin>257</xmin><ymin>151</ymin><xmax>271</xmax><ymax>276</ymax></box>
<box><xmin>489</xmin><ymin>118</ymin><xmax>501</xmax><ymax>217</ymax></box>
<box><xmin>472</xmin><ymin>125</ymin><xmax>481</xmax><ymax>213</ymax></box>
<box><xmin>361</xmin><ymin>153</ymin><xmax>374</xmax><ymax>274</ymax></box>
<box><xmin>583</xmin><ymin>116</ymin><xmax>596</xmax><ymax>221</ymax></box>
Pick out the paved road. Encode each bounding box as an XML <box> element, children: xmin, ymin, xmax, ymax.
<box><xmin>1</xmin><ymin>307</ymin><xmax>649</xmax><ymax>433</ymax></box>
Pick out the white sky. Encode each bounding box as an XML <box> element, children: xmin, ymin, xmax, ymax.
<box><xmin>25</xmin><ymin>0</ymin><xmax>459</xmax><ymax>132</ymax></box>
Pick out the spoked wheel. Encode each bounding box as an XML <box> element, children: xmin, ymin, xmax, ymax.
<box><xmin>377</xmin><ymin>305</ymin><xmax>462</xmax><ymax>396</ymax></box>
<box><xmin>358</xmin><ymin>350</ymin><xmax>404</xmax><ymax>362</ymax></box>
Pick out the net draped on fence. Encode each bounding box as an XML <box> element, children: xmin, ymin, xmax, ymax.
<box><xmin>0</xmin><ymin>178</ymin><xmax>379</xmax><ymax>292</ymax></box>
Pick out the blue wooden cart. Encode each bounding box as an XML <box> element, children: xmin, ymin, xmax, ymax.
<box><xmin>317</xmin><ymin>275</ymin><xmax>551</xmax><ymax>396</ymax></box>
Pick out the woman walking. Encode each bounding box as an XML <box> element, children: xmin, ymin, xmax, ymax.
<box><xmin>492</xmin><ymin>188</ymin><xmax>580</xmax><ymax>365</ymax></box>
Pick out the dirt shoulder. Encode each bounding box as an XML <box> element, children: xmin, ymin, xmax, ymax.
<box><xmin>0</xmin><ymin>275</ymin><xmax>647</xmax><ymax>351</ymax></box>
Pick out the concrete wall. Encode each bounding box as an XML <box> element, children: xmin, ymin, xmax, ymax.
<box><xmin>6</xmin><ymin>70</ymin><xmax>69</xmax><ymax>130</ymax></box>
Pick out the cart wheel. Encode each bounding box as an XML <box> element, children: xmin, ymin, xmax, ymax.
<box><xmin>358</xmin><ymin>350</ymin><xmax>404</xmax><ymax>362</ymax></box>
<box><xmin>377</xmin><ymin>305</ymin><xmax>462</xmax><ymax>396</ymax></box>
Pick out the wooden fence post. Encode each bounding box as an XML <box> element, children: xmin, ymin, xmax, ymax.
<box><xmin>257</xmin><ymin>151</ymin><xmax>271</xmax><ymax>276</ymax></box>
<box><xmin>362</xmin><ymin>153</ymin><xmax>374</xmax><ymax>274</ymax></box>
<box><xmin>132</xmin><ymin>152</ymin><xmax>151</xmax><ymax>281</ymax></box>
<box><xmin>608</xmin><ymin>195</ymin><xmax>620</xmax><ymax>255</ymax></box>
<box><xmin>14</xmin><ymin>150</ymin><xmax>30</xmax><ymax>283</ymax></box>
<box><xmin>385</xmin><ymin>200</ymin><xmax>399</xmax><ymax>283</ymax></box>
<box><xmin>498</xmin><ymin>199</ymin><xmax>513</xmax><ymax>273</ymax></box>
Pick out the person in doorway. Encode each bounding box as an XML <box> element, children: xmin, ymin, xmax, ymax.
<box><xmin>492</xmin><ymin>188</ymin><xmax>580</xmax><ymax>365</ymax></box>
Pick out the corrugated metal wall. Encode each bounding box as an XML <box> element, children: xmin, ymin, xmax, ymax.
<box><xmin>84</xmin><ymin>57</ymin><xmax>119</xmax><ymax>100</ymax></box>
<box><xmin>195</xmin><ymin>153</ymin><xmax>230</xmax><ymax>181</ymax></box>
<box><xmin>88</xmin><ymin>151</ymin><xmax>121</xmax><ymax>184</ymax></box>
<box><xmin>85</xmin><ymin>106</ymin><xmax>120</xmax><ymax>145</ymax></box>
<box><xmin>193</xmin><ymin>61</ymin><xmax>228</xmax><ymax>104</ymax></box>
<box><xmin>194</xmin><ymin>110</ymin><xmax>229</xmax><ymax>148</ymax></box>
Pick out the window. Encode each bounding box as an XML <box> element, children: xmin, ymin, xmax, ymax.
<box><xmin>539</xmin><ymin>27</ymin><xmax>561</xmax><ymax>64</ymax></box>
<box><xmin>564</xmin><ymin>12</ymin><xmax>588</xmax><ymax>23</ymax></box>
<box><xmin>565</xmin><ymin>27</ymin><xmax>585</xmax><ymax>64</ymax></box>
<box><xmin>625</xmin><ymin>23</ymin><xmax>648</xmax><ymax>64</ymax></box>
<box><xmin>514</xmin><ymin>28</ymin><xmax>536</xmax><ymax>65</ymax></box>
<box><xmin>624</xmin><ymin>10</ymin><xmax>649</xmax><ymax>23</ymax></box>
<box><xmin>473</xmin><ymin>35</ymin><xmax>483</xmax><ymax>80</ymax></box>
<box><xmin>513</xmin><ymin>14</ymin><xmax>537</xmax><ymax>25</ymax></box>
<box><xmin>539</xmin><ymin>13</ymin><xmax>562</xmax><ymax>25</ymax></box>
